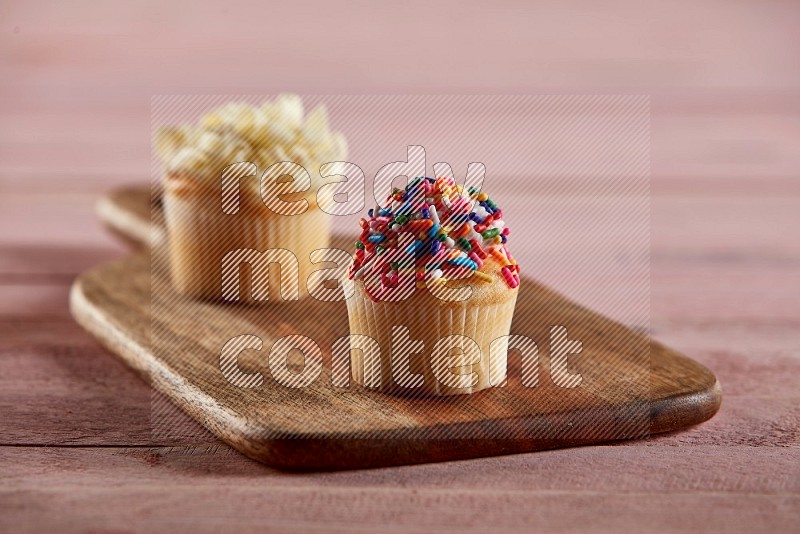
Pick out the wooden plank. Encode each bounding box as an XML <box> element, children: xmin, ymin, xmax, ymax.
<box><xmin>0</xmin><ymin>318</ymin><xmax>793</xmax><ymax>447</ymax></box>
<box><xmin>2</xmin><ymin>444</ymin><xmax>797</xmax><ymax>492</ymax></box>
<box><xmin>3</xmin><ymin>184</ymin><xmax>798</xmax><ymax>283</ymax></box>
<box><xmin>0</xmin><ymin>246</ymin><xmax>122</xmax><ymax>282</ymax></box>
<box><xmin>3</xmin><ymin>1</ymin><xmax>799</xmax><ymax>101</ymax></box>
<box><xmin>0</xmin><ymin>285</ymin><xmax>74</xmax><ymax>318</ymax></box>
<box><xmin>0</xmin><ymin>320</ymin><xmax>198</xmax><ymax>446</ymax></box>
<box><xmin>2</xmin><ymin>96</ymin><xmax>799</xmax><ymax>184</ymax></box>
<box><xmin>1</xmin><ymin>490</ymin><xmax>793</xmax><ymax>534</ymax></box>
<box><xmin>1</xmin><ymin>312</ymin><xmax>794</xmax><ymax>448</ymax></box>
<box><xmin>0</xmin><ymin>194</ymin><xmax>125</xmax><ymax>250</ymax></box>
<box><xmin>1</xmin><ymin>447</ymin><xmax>797</xmax><ymax>533</ymax></box>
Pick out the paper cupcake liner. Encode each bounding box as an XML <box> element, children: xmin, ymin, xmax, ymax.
<box><xmin>346</xmin><ymin>282</ymin><xmax>518</xmax><ymax>396</ymax></box>
<box><xmin>162</xmin><ymin>179</ymin><xmax>330</xmax><ymax>301</ymax></box>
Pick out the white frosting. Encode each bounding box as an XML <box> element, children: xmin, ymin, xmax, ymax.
<box><xmin>155</xmin><ymin>95</ymin><xmax>348</xmax><ymax>182</ymax></box>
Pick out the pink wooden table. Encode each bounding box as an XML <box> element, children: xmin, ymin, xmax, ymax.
<box><xmin>1</xmin><ymin>2</ymin><xmax>798</xmax><ymax>531</ymax></box>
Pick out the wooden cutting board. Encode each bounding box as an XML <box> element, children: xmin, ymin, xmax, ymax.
<box><xmin>73</xmin><ymin>186</ymin><xmax>721</xmax><ymax>470</ymax></box>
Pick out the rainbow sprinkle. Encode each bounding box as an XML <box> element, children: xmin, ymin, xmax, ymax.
<box><xmin>348</xmin><ymin>176</ymin><xmax>520</xmax><ymax>300</ymax></box>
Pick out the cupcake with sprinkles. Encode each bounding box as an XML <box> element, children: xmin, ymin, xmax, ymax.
<box><xmin>346</xmin><ymin>176</ymin><xmax>520</xmax><ymax>396</ymax></box>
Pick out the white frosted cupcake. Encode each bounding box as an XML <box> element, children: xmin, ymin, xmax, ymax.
<box><xmin>346</xmin><ymin>176</ymin><xmax>520</xmax><ymax>396</ymax></box>
<box><xmin>155</xmin><ymin>96</ymin><xmax>347</xmax><ymax>300</ymax></box>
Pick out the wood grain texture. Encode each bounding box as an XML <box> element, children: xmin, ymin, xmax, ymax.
<box><xmin>70</xmin><ymin>193</ymin><xmax>720</xmax><ymax>468</ymax></box>
<box><xmin>3</xmin><ymin>0</ymin><xmax>800</xmax><ymax>529</ymax></box>
<box><xmin>2</xmin><ymin>445</ymin><xmax>798</xmax><ymax>533</ymax></box>
<box><xmin>1</xmin><ymin>318</ymin><xmax>792</xmax><ymax>449</ymax></box>
<box><xmin>5</xmin><ymin>190</ymin><xmax>794</xmax><ymax>451</ymax></box>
